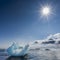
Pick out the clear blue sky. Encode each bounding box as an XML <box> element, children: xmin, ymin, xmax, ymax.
<box><xmin>0</xmin><ymin>0</ymin><xmax>60</xmax><ymax>48</ymax></box>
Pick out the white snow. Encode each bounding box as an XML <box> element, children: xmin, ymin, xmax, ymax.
<box><xmin>28</xmin><ymin>33</ymin><xmax>60</xmax><ymax>60</ymax></box>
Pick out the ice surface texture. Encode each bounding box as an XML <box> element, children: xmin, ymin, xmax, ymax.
<box><xmin>7</xmin><ymin>43</ymin><xmax>29</xmax><ymax>56</ymax></box>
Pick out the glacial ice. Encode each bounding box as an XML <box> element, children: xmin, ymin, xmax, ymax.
<box><xmin>7</xmin><ymin>42</ymin><xmax>29</xmax><ymax>56</ymax></box>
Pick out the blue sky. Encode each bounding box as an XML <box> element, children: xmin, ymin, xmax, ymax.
<box><xmin>0</xmin><ymin>0</ymin><xmax>60</xmax><ymax>48</ymax></box>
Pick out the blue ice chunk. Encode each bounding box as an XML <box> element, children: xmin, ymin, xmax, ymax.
<box><xmin>7</xmin><ymin>42</ymin><xmax>29</xmax><ymax>56</ymax></box>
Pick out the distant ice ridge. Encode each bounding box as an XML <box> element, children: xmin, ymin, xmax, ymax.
<box><xmin>30</xmin><ymin>33</ymin><xmax>60</xmax><ymax>50</ymax></box>
<box><xmin>33</xmin><ymin>33</ymin><xmax>60</xmax><ymax>44</ymax></box>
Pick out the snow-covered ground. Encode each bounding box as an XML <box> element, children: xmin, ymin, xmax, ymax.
<box><xmin>28</xmin><ymin>48</ymin><xmax>60</xmax><ymax>60</ymax></box>
<box><xmin>28</xmin><ymin>44</ymin><xmax>60</xmax><ymax>60</ymax></box>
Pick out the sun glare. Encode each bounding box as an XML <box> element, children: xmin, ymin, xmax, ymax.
<box><xmin>40</xmin><ymin>5</ymin><xmax>53</xmax><ymax>20</ymax></box>
<box><xmin>42</xmin><ymin>7</ymin><xmax>50</xmax><ymax>15</ymax></box>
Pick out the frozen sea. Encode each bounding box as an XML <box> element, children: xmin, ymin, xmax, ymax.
<box><xmin>0</xmin><ymin>47</ymin><xmax>60</xmax><ymax>60</ymax></box>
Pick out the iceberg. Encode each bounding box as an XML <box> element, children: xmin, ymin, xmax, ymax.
<box><xmin>7</xmin><ymin>42</ymin><xmax>29</xmax><ymax>56</ymax></box>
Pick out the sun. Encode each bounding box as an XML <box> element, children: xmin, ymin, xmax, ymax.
<box><xmin>40</xmin><ymin>6</ymin><xmax>52</xmax><ymax>20</ymax></box>
<box><xmin>42</xmin><ymin>7</ymin><xmax>50</xmax><ymax>15</ymax></box>
<box><xmin>39</xmin><ymin>4</ymin><xmax>55</xmax><ymax>21</ymax></box>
